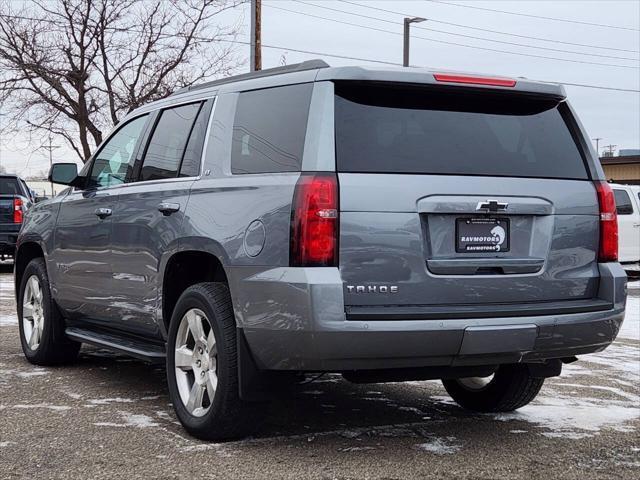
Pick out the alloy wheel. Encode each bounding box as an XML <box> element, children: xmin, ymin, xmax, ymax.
<box><xmin>457</xmin><ymin>374</ymin><xmax>495</xmax><ymax>391</ymax></box>
<box><xmin>174</xmin><ymin>308</ymin><xmax>218</xmax><ymax>417</ymax></box>
<box><xmin>22</xmin><ymin>275</ymin><xmax>44</xmax><ymax>350</ymax></box>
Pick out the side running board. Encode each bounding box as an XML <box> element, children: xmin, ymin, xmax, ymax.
<box><xmin>65</xmin><ymin>327</ymin><xmax>166</xmax><ymax>364</ymax></box>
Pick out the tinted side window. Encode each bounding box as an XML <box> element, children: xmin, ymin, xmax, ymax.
<box><xmin>179</xmin><ymin>102</ymin><xmax>211</xmax><ymax>177</ymax></box>
<box><xmin>140</xmin><ymin>103</ymin><xmax>202</xmax><ymax>181</ymax></box>
<box><xmin>614</xmin><ymin>189</ymin><xmax>634</xmax><ymax>215</ymax></box>
<box><xmin>89</xmin><ymin>115</ymin><xmax>148</xmax><ymax>188</ymax></box>
<box><xmin>231</xmin><ymin>83</ymin><xmax>312</xmax><ymax>174</ymax></box>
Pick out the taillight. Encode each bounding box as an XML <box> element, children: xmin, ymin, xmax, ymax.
<box><xmin>13</xmin><ymin>198</ymin><xmax>23</xmax><ymax>224</ymax></box>
<box><xmin>290</xmin><ymin>173</ymin><xmax>338</xmax><ymax>267</ymax></box>
<box><xmin>594</xmin><ymin>181</ymin><xmax>618</xmax><ymax>262</ymax></box>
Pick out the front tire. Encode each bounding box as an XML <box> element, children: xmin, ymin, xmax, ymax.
<box><xmin>166</xmin><ymin>282</ymin><xmax>264</xmax><ymax>440</ymax></box>
<box><xmin>18</xmin><ymin>258</ymin><xmax>80</xmax><ymax>365</ymax></box>
<box><xmin>442</xmin><ymin>364</ymin><xmax>544</xmax><ymax>412</ymax></box>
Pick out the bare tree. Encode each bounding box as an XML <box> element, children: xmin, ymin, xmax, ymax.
<box><xmin>0</xmin><ymin>0</ymin><xmax>244</xmax><ymax>162</ymax></box>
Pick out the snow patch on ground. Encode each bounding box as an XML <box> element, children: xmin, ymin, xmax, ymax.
<box><xmin>89</xmin><ymin>397</ymin><xmax>135</xmax><ymax>405</ymax></box>
<box><xmin>0</xmin><ymin>313</ymin><xmax>18</xmax><ymax>326</ymax></box>
<box><xmin>553</xmin><ymin>383</ymin><xmax>639</xmax><ymax>402</ymax></box>
<box><xmin>0</xmin><ymin>441</ymin><xmax>14</xmax><ymax>447</ymax></box>
<box><xmin>415</xmin><ymin>437</ymin><xmax>461</xmax><ymax>455</ymax></box>
<box><xmin>16</xmin><ymin>369</ymin><xmax>49</xmax><ymax>378</ymax></box>
<box><xmin>338</xmin><ymin>446</ymin><xmax>376</xmax><ymax>452</ymax></box>
<box><xmin>493</xmin><ymin>395</ymin><xmax>639</xmax><ymax>439</ymax></box>
<box><xmin>12</xmin><ymin>403</ymin><xmax>71</xmax><ymax>411</ymax></box>
<box><xmin>583</xmin><ymin>343</ymin><xmax>640</xmax><ymax>380</ymax></box>
<box><xmin>94</xmin><ymin>411</ymin><xmax>159</xmax><ymax>428</ymax></box>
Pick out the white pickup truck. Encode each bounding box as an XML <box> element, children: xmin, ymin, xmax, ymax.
<box><xmin>610</xmin><ymin>183</ymin><xmax>640</xmax><ymax>264</ymax></box>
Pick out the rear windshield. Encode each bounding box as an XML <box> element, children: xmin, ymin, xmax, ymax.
<box><xmin>0</xmin><ymin>177</ymin><xmax>21</xmax><ymax>195</ymax></box>
<box><xmin>334</xmin><ymin>83</ymin><xmax>588</xmax><ymax>180</ymax></box>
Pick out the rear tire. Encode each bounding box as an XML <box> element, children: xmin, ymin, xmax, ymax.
<box><xmin>442</xmin><ymin>364</ymin><xmax>544</xmax><ymax>412</ymax></box>
<box><xmin>18</xmin><ymin>258</ymin><xmax>80</xmax><ymax>365</ymax></box>
<box><xmin>166</xmin><ymin>282</ymin><xmax>264</xmax><ymax>441</ymax></box>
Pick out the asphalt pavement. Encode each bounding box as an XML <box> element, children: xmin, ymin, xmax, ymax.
<box><xmin>1</xmin><ymin>262</ymin><xmax>638</xmax><ymax>479</ymax></box>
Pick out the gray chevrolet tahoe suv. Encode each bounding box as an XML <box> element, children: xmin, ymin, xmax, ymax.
<box><xmin>15</xmin><ymin>60</ymin><xmax>627</xmax><ymax>440</ymax></box>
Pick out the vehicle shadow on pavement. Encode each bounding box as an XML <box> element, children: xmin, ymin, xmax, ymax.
<box><xmin>75</xmin><ymin>345</ymin><xmax>471</xmax><ymax>439</ymax></box>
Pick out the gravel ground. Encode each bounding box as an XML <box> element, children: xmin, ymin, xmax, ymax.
<box><xmin>0</xmin><ymin>262</ymin><xmax>638</xmax><ymax>479</ymax></box>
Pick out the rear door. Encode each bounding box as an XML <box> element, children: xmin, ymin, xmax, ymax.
<box><xmin>108</xmin><ymin>99</ymin><xmax>212</xmax><ymax>337</ymax></box>
<box><xmin>334</xmin><ymin>82</ymin><xmax>600</xmax><ymax>312</ymax></box>
<box><xmin>613</xmin><ymin>187</ymin><xmax>640</xmax><ymax>262</ymax></box>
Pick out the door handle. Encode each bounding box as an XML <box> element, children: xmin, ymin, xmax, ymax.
<box><xmin>633</xmin><ymin>223</ymin><xmax>640</xmax><ymax>227</ymax></box>
<box><xmin>158</xmin><ymin>202</ymin><xmax>180</xmax><ymax>216</ymax></box>
<box><xmin>94</xmin><ymin>207</ymin><xmax>112</xmax><ymax>219</ymax></box>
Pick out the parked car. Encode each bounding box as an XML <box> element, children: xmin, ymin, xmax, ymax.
<box><xmin>0</xmin><ymin>174</ymin><xmax>33</xmax><ymax>260</ymax></box>
<box><xmin>14</xmin><ymin>61</ymin><xmax>627</xmax><ymax>440</ymax></box>
<box><xmin>609</xmin><ymin>183</ymin><xmax>640</xmax><ymax>264</ymax></box>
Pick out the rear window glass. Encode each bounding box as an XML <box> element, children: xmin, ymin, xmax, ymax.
<box><xmin>231</xmin><ymin>83</ymin><xmax>312</xmax><ymax>174</ymax></box>
<box><xmin>141</xmin><ymin>103</ymin><xmax>202</xmax><ymax>181</ymax></box>
<box><xmin>334</xmin><ymin>83</ymin><xmax>588</xmax><ymax>180</ymax></box>
<box><xmin>0</xmin><ymin>177</ymin><xmax>20</xmax><ymax>195</ymax></box>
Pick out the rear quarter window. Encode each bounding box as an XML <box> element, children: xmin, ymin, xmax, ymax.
<box><xmin>334</xmin><ymin>83</ymin><xmax>588</xmax><ymax>180</ymax></box>
<box><xmin>231</xmin><ymin>83</ymin><xmax>313</xmax><ymax>174</ymax></box>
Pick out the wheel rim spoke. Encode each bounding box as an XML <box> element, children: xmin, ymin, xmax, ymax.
<box><xmin>207</xmin><ymin>330</ymin><xmax>216</xmax><ymax>354</ymax></box>
<box><xmin>22</xmin><ymin>303</ymin><xmax>34</xmax><ymax>319</ymax></box>
<box><xmin>174</xmin><ymin>346</ymin><xmax>194</xmax><ymax>370</ymax></box>
<box><xmin>187</xmin><ymin>310</ymin><xmax>206</xmax><ymax>343</ymax></box>
<box><xmin>30</xmin><ymin>277</ymin><xmax>41</xmax><ymax>301</ymax></box>
<box><xmin>205</xmin><ymin>371</ymin><xmax>218</xmax><ymax>403</ymax></box>
<box><xmin>186</xmin><ymin>382</ymin><xmax>205</xmax><ymax>413</ymax></box>
<box><xmin>28</xmin><ymin>324</ymin><xmax>39</xmax><ymax>348</ymax></box>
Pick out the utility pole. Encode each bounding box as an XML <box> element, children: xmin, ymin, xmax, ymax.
<box><xmin>403</xmin><ymin>17</ymin><xmax>426</xmax><ymax>67</ymax></box>
<box><xmin>250</xmin><ymin>0</ymin><xmax>262</xmax><ymax>71</ymax></box>
<box><xmin>603</xmin><ymin>144</ymin><xmax>617</xmax><ymax>158</ymax></box>
<box><xmin>592</xmin><ymin>137</ymin><xmax>602</xmax><ymax>157</ymax></box>
<box><xmin>40</xmin><ymin>136</ymin><xmax>60</xmax><ymax>197</ymax></box>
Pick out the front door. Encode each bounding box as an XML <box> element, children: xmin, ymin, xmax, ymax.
<box><xmin>53</xmin><ymin>114</ymin><xmax>149</xmax><ymax>323</ymax></box>
<box><xmin>109</xmin><ymin>100</ymin><xmax>212</xmax><ymax>337</ymax></box>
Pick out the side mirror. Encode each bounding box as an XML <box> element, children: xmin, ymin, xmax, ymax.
<box><xmin>48</xmin><ymin>163</ymin><xmax>81</xmax><ymax>187</ymax></box>
<box><xmin>34</xmin><ymin>196</ymin><xmax>49</xmax><ymax>203</ymax></box>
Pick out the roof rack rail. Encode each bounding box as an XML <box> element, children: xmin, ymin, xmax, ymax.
<box><xmin>172</xmin><ymin>59</ymin><xmax>330</xmax><ymax>95</ymax></box>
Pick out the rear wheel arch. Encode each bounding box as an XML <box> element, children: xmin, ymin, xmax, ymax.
<box><xmin>161</xmin><ymin>250</ymin><xmax>230</xmax><ymax>332</ymax></box>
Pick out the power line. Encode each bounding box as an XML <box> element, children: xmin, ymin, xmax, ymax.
<box><xmin>1</xmin><ymin>13</ymin><xmax>638</xmax><ymax>93</ymax></box>
<box><xmin>530</xmin><ymin>80</ymin><xmax>639</xmax><ymax>93</ymax></box>
<box><xmin>293</xmin><ymin>0</ymin><xmax>638</xmax><ymax>61</ymax></box>
<box><xmin>265</xmin><ymin>3</ymin><xmax>638</xmax><ymax>69</ymax></box>
<box><xmin>339</xmin><ymin>0</ymin><xmax>639</xmax><ymax>54</ymax></box>
<box><xmin>430</xmin><ymin>0</ymin><xmax>640</xmax><ymax>32</ymax></box>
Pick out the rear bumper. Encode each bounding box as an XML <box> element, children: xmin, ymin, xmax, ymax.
<box><xmin>231</xmin><ymin>263</ymin><xmax>627</xmax><ymax>371</ymax></box>
<box><xmin>0</xmin><ymin>226</ymin><xmax>20</xmax><ymax>254</ymax></box>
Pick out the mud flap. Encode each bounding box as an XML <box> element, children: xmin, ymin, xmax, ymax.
<box><xmin>237</xmin><ymin>328</ymin><xmax>272</xmax><ymax>402</ymax></box>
